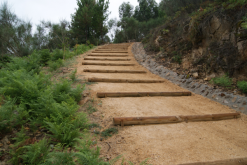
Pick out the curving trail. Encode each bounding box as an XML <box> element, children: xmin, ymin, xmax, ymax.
<box><xmin>77</xmin><ymin>43</ymin><xmax>247</xmax><ymax>165</ymax></box>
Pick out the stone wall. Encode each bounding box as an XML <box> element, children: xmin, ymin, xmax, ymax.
<box><xmin>132</xmin><ymin>42</ymin><xmax>247</xmax><ymax>114</ymax></box>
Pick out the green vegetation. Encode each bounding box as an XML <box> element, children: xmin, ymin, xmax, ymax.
<box><xmin>210</xmin><ymin>75</ymin><xmax>233</xmax><ymax>87</ymax></box>
<box><xmin>237</xmin><ymin>81</ymin><xmax>247</xmax><ymax>94</ymax></box>
<box><xmin>101</xmin><ymin>128</ymin><xmax>118</xmax><ymax>139</ymax></box>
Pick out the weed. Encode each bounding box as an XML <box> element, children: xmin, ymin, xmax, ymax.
<box><xmin>237</xmin><ymin>81</ymin><xmax>247</xmax><ymax>94</ymax></box>
<box><xmin>87</xmin><ymin>103</ymin><xmax>98</xmax><ymax>114</ymax></box>
<box><xmin>70</xmin><ymin>69</ymin><xmax>77</xmax><ymax>82</ymax></box>
<box><xmin>172</xmin><ymin>54</ymin><xmax>182</xmax><ymax>64</ymax></box>
<box><xmin>210</xmin><ymin>75</ymin><xmax>232</xmax><ymax>87</ymax></box>
<box><xmin>88</xmin><ymin>123</ymin><xmax>100</xmax><ymax>129</ymax></box>
<box><xmin>101</xmin><ymin>128</ymin><xmax>118</xmax><ymax>138</ymax></box>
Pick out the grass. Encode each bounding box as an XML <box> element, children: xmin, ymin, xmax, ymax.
<box><xmin>86</xmin><ymin>103</ymin><xmax>98</xmax><ymax>114</ymax></box>
<box><xmin>237</xmin><ymin>81</ymin><xmax>247</xmax><ymax>94</ymax></box>
<box><xmin>210</xmin><ymin>75</ymin><xmax>232</xmax><ymax>87</ymax></box>
<box><xmin>101</xmin><ymin>128</ymin><xmax>118</xmax><ymax>139</ymax></box>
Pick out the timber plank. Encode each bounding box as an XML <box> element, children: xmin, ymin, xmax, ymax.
<box><xmin>84</xmin><ymin>57</ymin><xmax>131</xmax><ymax>61</ymax></box>
<box><xmin>83</xmin><ymin>69</ymin><xmax>146</xmax><ymax>73</ymax></box>
<box><xmin>113</xmin><ymin>113</ymin><xmax>240</xmax><ymax>126</ymax></box>
<box><xmin>82</xmin><ymin>62</ymin><xmax>135</xmax><ymax>66</ymax></box>
<box><xmin>97</xmin><ymin>92</ymin><xmax>191</xmax><ymax>98</ymax></box>
<box><xmin>89</xmin><ymin>78</ymin><xmax>164</xmax><ymax>83</ymax></box>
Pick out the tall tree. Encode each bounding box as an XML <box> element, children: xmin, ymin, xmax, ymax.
<box><xmin>0</xmin><ymin>2</ymin><xmax>33</xmax><ymax>57</ymax></box>
<box><xmin>133</xmin><ymin>0</ymin><xmax>158</xmax><ymax>22</ymax></box>
<box><xmin>71</xmin><ymin>0</ymin><xmax>109</xmax><ymax>44</ymax></box>
<box><xmin>119</xmin><ymin>2</ymin><xmax>134</xmax><ymax>19</ymax></box>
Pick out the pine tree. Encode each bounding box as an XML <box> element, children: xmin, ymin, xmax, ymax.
<box><xmin>71</xmin><ymin>0</ymin><xmax>109</xmax><ymax>44</ymax></box>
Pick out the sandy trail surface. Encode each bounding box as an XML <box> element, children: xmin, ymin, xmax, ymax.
<box><xmin>76</xmin><ymin>43</ymin><xmax>247</xmax><ymax>165</ymax></box>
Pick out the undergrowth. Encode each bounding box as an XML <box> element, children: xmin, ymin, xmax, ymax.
<box><xmin>210</xmin><ymin>75</ymin><xmax>232</xmax><ymax>87</ymax></box>
<box><xmin>237</xmin><ymin>81</ymin><xmax>247</xmax><ymax>94</ymax></box>
<box><xmin>101</xmin><ymin>128</ymin><xmax>118</xmax><ymax>139</ymax></box>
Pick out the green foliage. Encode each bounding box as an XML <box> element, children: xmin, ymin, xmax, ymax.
<box><xmin>133</xmin><ymin>0</ymin><xmax>159</xmax><ymax>22</ymax></box>
<box><xmin>10</xmin><ymin>138</ymin><xmax>51</xmax><ymax>165</ymax></box>
<box><xmin>71</xmin><ymin>0</ymin><xmax>110</xmax><ymax>44</ymax></box>
<box><xmin>210</xmin><ymin>75</ymin><xmax>232</xmax><ymax>87</ymax></box>
<box><xmin>20</xmin><ymin>138</ymin><xmax>51</xmax><ymax>164</ymax></box>
<box><xmin>172</xmin><ymin>53</ymin><xmax>182</xmax><ymax>64</ymax></box>
<box><xmin>101</xmin><ymin>128</ymin><xmax>118</xmax><ymax>138</ymax></box>
<box><xmin>48</xmin><ymin>59</ymin><xmax>63</xmax><ymax>71</ymax></box>
<box><xmin>119</xmin><ymin>2</ymin><xmax>134</xmax><ymax>19</ymax></box>
<box><xmin>237</xmin><ymin>81</ymin><xmax>247</xmax><ymax>94</ymax></box>
<box><xmin>51</xmin><ymin>49</ymin><xmax>63</xmax><ymax>61</ymax></box>
<box><xmin>86</xmin><ymin>103</ymin><xmax>98</xmax><ymax>114</ymax></box>
<box><xmin>241</xmin><ymin>14</ymin><xmax>247</xmax><ymax>29</ymax></box>
<box><xmin>70</xmin><ymin>69</ymin><xmax>77</xmax><ymax>82</ymax></box>
<box><xmin>40</xmin><ymin>49</ymin><xmax>51</xmax><ymax>64</ymax></box>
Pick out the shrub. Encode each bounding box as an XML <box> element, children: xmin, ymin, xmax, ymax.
<box><xmin>51</xmin><ymin>49</ymin><xmax>63</xmax><ymax>61</ymax></box>
<box><xmin>10</xmin><ymin>138</ymin><xmax>50</xmax><ymax>164</ymax></box>
<box><xmin>210</xmin><ymin>75</ymin><xmax>232</xmax><ymax>87</ymax></box>
<box><xmin>237</xmin><ymin>81</ymin><xmax>247</xmax><ymax>94</ymax></box>
<box><xmin>40</xmin><ymin>49</ymin><xmax>51</xmax><ymax>64</ymax></box>
<box><xmin>48</xmin><ymin>59</ymin><xmax>63</xmax><ymax>71</ymax></box>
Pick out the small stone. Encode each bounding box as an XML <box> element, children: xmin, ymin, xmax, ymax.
<box><xmin>212</xmin><ymin>94</ymin><xmax>217</xmax><ymax>99</ymax></box>
<box><xmin>237</xmin><ymin>99</ymin><xmax>242</xmax><ymax>103</ymax></box>
<box><xmin>232</xmin><ymin>105</ymin><xmax>238</xmax><ymax>108</ymax></box>
<box><xmin>166</xmin><ymin>73</ymin><xmax>170</xmax><ymax>77</ymax></box>
<box><xmin>223</xmin><ymin>100</ymin><xmax>229</xmax><ymax>104</ymax></box>
<box><xmin>50</xmin><ymin>144</ymin><xmax>55</xmax><ymax>148</ymax></box>
<box><xmin>239</xmin><ymin>107</ymin><xmax>245</xmax><ymax>111</ymax></box>
<box><xmin>232</xmin><ymin>97</ymin><xmax>237</xmax><ymax>103</ymax></box>
<box><xmin>0</xmin><ymin>143</ymin><xmax>3</xmax><ymax>147</ymax></box>
<box><xmin>192</xmin><ymin>72</ymin><xmax>198</xmax><ymax>78</ymax></box>
<box><xmin>220</xmin><ymin>93</ymin><xmax>226</xmax><ymax>97</ymax></box>
<box><xmin>243</xmin><ymin>101</ymin><xmax>247</xmax><ymax>105</ymax></box>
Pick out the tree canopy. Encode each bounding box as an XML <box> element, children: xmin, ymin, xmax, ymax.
<box><xmin>71</xmin><ymin>0</ymin><xmax>109</xmax><ymax>45</ymax></box>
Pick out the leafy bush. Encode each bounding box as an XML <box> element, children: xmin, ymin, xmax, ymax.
<box><xmin>0</xmin><ymin>98</ymin><xmax>17</xmax><ymax>132</ymax></box>
<box><xmin>210</xmin><ymin>75</ymin><xmax>232</xmax><ymax>87</ymax></box>
<box><xmin>40</xmin><ymin>49</ymin><xmax>51</xmax><ymax>64</ymax></box>
<box><xmin>237</xmin><ymin>81</ymin><xmax>247</xmax><ymax>94</ymax></box>
<box><xmin>51</xmin><ymin>49</ymin><xmax>63</xmax><ymax>61</ymax></box>
<box><xmin>48</xmin><ymin>59</ymin><xmax>63</xmax><ymax>71</ymax></box>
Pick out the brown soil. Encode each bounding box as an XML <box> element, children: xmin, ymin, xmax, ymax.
<box><xmin>76</xmin><ymin>43</ymin><xmax>247</xmax><ymax>165</ymax></box>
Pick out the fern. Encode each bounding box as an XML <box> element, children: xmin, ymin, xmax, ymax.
<box><xmin>70</xmin><ymin>69</ymin><xmax>77</xmax><ymax>82</ymax></box>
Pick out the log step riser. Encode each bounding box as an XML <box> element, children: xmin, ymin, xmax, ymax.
<box><xmin>82</xmin><ymin>62</ymin><xmax>135</xmax><ymax>66</ymax></box>
<box><xmin>84</xmin><ymin>58</ymin><xmax>131</xmax><ymax>61</ymax></box>
<box><xmin>89</xmin><ymin>78</ymin><xmax>164</xmax><ymax>83</ymax></box>
<box><xmin>113</xmin><ymin>113</ymin><xmax>240</xmax><ymax>126</ymax></box>
<box><xmin>97</xmin><ymin>92</ymin><xmax>191</xmax><ymax>98</ymax></box>
<box><xmin>83</xmin><ymin>69</ymin><xmax>146</xmax><ymax>74</ymax></box>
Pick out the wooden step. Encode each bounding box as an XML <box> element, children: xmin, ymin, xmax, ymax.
<box><xmin>93</xmin><ymin>51</ymin><xmax>128</xmax><ymax>53</ymax></box>
<box><xmin>82</xmin><ymin>62</ymin><xmax>135</xmax><ymax>66</ymax></box>
<box><xmin>88</xmin><ymin>54</ymin><xmax>128</xmax><ymax>57</ymax></box>
<box><xmin>113</xmin><ymin>113</ymin><xmax>240</xmax><ymax>126</ymax></box>
<box><xmin>84</xmin><ymin>57</ymin><xmax>131</xmax><ymax>61</ymax></box>
<box><xmin>97</xmin><ymin>91</ymin><xmax>190</xmax><ymax>98</ymax></box>
<box><xmin>89</xmin><ymin>78</ymin><xmax>164</xmax><ymax>83</ymax></box>
<box><xmin>83</xmin><ymin>69</ymin><xmax>147</xmax><ymax>73</ymax></box>
<box><xmin>178</xmin><ymin>157</ymin><xmax>247</xmax><ymax>165</ymax></box>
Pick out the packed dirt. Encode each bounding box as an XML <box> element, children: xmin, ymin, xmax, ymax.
<box><xmin>76</xmin><ymin>43</ymin><xmax>247</xmax><ymax>165</ymax></box>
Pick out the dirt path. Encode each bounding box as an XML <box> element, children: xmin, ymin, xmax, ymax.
<box><xmin>77</xmin><ymin>43</ymin><xmax>247</xmax><ymax>165</ymax></box>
